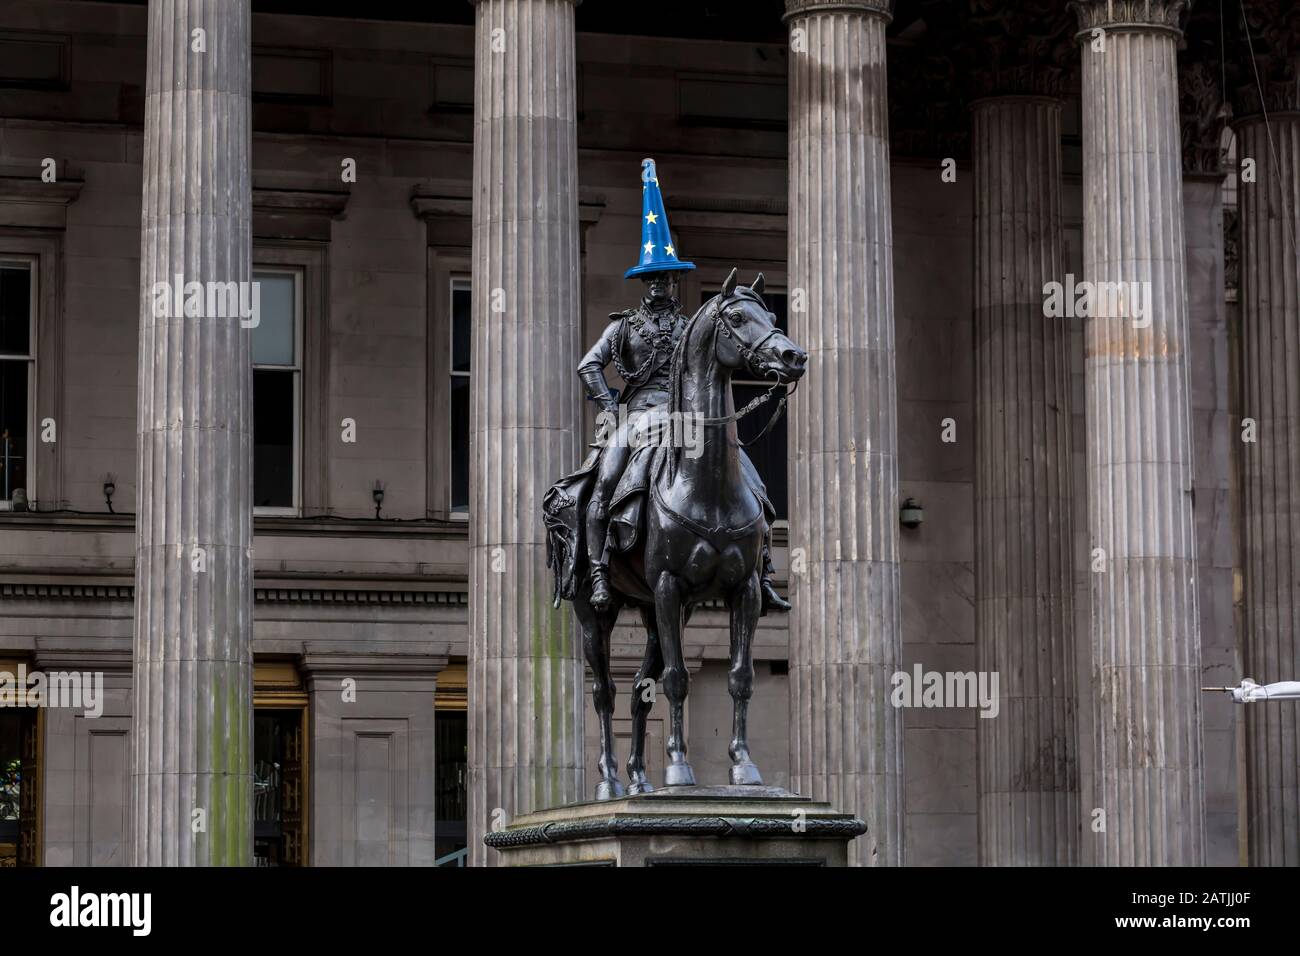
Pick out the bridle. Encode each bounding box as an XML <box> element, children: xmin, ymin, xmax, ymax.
<box><xmin>659</xmin><ymin>286</ymin><xmax>799</xmax><ymax>514</ymax></box>
<box><xmin>691</xmin><ymin>292</ymin><xmax>799</xmax><ymax>448</ymax></box>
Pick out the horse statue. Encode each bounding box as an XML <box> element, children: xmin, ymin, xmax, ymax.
<box><xmin>543</xmin><ymin>268</ymin><xmax>808</xmax><ymax>797</ymax></box>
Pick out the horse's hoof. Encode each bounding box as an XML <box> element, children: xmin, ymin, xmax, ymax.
<box><xmin>627</xmin><ymin>773</ymin><xmax>655</xmax><ymax>795</ymax></box>
<box><xmin>594</xmin><ymin>779</ymin><xmax>626</xmax><ymax>800</ymax></box>
<box><xmin>729</xmin><ymin>761</ymin><xmax>764</xmax><ymax>786</ymax></box>
<box><xmin>664</xmin><ymin>762</ymin><xmax>696</xmax><ymax>787</ymax></box>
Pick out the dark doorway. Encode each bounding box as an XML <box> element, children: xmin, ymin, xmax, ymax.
<box><xmin>254</xmin><ymin>707</ymin><xmax>306</xmax><ymax>866</ymax></box>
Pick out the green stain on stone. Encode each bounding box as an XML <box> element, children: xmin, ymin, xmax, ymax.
<box><xmin>531</xmin><ymin>592</ymin><xmax>545</xmax><ymax>809</ymax></box>
<box><xmin>205</xmin><ymin>668</ymin><xmax>250</xmax><ymax>866</ymax></box>
<box><xmin>530</xmin><ymin>587</ymin><xmax>577</xmax><ymax>810</ymax></box>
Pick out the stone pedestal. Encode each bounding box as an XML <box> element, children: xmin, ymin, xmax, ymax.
<box><xmin>484</xmin><ymin>786</ymin><xmax>866</xmax><ymax>866</ymax></box>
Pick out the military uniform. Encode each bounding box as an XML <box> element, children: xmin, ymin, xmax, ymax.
<box><xmin>579</xmin><ymin>299</ymin><xmax>684</xmax><ymax>579</ymax></box>
<box><xmin>579</xmin><ymin>297</ymin><xmax>788</xmax><ymax>613</ymax></box>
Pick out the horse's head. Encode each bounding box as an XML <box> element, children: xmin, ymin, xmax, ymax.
<box><xmin>710</xmin><ymin>268</ymin><xmax>807</xmax><ymax>384</ymax></box>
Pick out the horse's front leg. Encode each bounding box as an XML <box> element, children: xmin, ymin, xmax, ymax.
<box><xmin>575</xmin><ymin>591</ymin><xmax>624</xmax><ymax>800</ymax></box>
<box><xmin>728</xmin><ymin>572</ymin><xmax>764</xmax><ymax>786</ymax></box>
<box><xmin>653</xmin><ymin>571</ymin><xmax>696</xmax><ymax>787</ymax></box>
<box><xmin>628</xmin><ymin>607</ymin><xmax>665</xmax><ymax>794</ymax></box>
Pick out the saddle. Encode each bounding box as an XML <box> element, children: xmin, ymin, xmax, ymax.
<box><xmin>543</xmin><ymin>439</ymin><xmax>774</xmax><ymax>608</ymax></box>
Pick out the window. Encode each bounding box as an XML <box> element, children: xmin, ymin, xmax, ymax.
<box><xmin>252</xmin><ymin>267</ymin><xmax>302</xmax><ymax>514</ymax></box>
<box><xmin>0</xmin><ymin>259</ymin><xmax>34</xmax><ymax>509</ymax></box>
<box><xmin>449</xmin><ymin>278</ymin><xmax>471</xmax><ymax>515</ymax></box>
<box><xmin>701</xmin><ymin>288</ymin><xmax>789</xmax><ymax>519</ymax></box>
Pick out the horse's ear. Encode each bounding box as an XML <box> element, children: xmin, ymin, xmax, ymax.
<box><xmin>751</xmin><ymin>273</ymin><xmax>765</xmax><ymax>295</ymax></box>
<box><xmin>721</xmin><ymin>268</ymin><xmax>738</xmax><ymax>297</ymax></box>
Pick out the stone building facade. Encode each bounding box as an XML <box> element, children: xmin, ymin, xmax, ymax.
<box><xmin>0</xmin><ymin>0</ymin><xmax>1290</xmax><ymax>866</ymax></box>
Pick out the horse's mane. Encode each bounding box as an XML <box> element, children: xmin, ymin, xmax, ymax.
<box><xmin>667</xmin><ymin>297</ymin><xmax>709</xmax><ymax>422</ymax></box>
<box><xmin>668</xmin><ymin>286</ymin><xmax>765</xmax><ymax>419</ymax></box>
<box><xmin>665</xmin><ymin>285</ymin><xmax>764</xmax><ymax>480</ymax></box>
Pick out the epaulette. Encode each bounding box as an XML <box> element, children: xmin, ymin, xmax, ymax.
<box><xmin>608</xmin><ymin>309</ymin><xmax>636</xmax><ymax>321</ymax></box>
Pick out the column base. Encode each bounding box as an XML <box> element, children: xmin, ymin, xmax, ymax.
<box><xmin>483</xmin><ymin>785</ymin><xmax>867</xmax><ymax>866</ymax></box>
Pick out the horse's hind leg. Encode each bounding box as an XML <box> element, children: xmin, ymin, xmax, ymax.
<box><xmin>727</xmin><ymin>572</ymin><xmax>764</xmax><ymax>786</ymax></box>
<box><xmin>628</xmin><ymin>606</ymin><xmax>665</xmax><ymax>795</ymax></box>
<box><xmin>575</xmin><ymin>590</ymin><xmax>624</xmax><ymax>800</ymax></box>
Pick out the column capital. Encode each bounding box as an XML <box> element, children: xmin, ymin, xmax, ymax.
<box><xmin>1071</xmin><ymin>0</ymin><xmax>1191</xmax><ymax>39</ymax></box>
<box><xmin>1176</xmin><ymin>1</ymin><xmax>1230</xmax><ymax>176</ymax></box>
<box><xmin>783</xmin><ymin>0</ymin><xmax>892</xmax><ymax>24</ymax></box>
<box><xmin>1225</xmin><ymin>0</ymin><xmax>1300</xmax><ymax>116</ymax></box>
<box><xmin>965</xmin><ymin>1</ymin><xmax>1075</xmax><ymax>100</ymax></box>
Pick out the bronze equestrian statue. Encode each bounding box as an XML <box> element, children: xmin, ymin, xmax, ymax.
<box><xmin>544</xmin><ymin>159</ymin><xmax>807</xmax><ymax>798</ymax></box>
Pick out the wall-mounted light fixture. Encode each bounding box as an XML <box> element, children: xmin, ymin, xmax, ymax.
<box><xmin>900</xmin><ymin>497</ymin><xmax>923</xmax><ymax>529</ymax></box>
<box><xmin>373</xmin><ymin>481</ymin><xmax>385</xmax><ymax>519</ymax></box>
<box><xmin>103</xmin><ymin>475</ymin><xmax>116</xmax><ymax>513</ymax></box>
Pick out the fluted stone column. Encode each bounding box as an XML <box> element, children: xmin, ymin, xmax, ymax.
<box><xmin>133</xmin><ymin>0</ymin><xmax>253</xmax><ymax>866</ymax></box>
<box><xmin>972</xmin><ymin>97</ymin><xmax>1078</xmax><ymax>866</ymax></box>
<box><xmin>467</xmin><ymin>0</ymin><xmax>585</xmax><ymax>866</ymax></box>
<box><xmin>1073</xmin><ymin>0</ymin><xmax>1205</xmax><ymax>865</ymax></box>
<box><xmin>785</xmin><ymin>0</ymin><xmax>902</xmax><ymax>867</ymax></box>
<box><xmin>1237</xmin><ymin>111</ymin><xmax>1300</xmax><ymax>866</ymax></box>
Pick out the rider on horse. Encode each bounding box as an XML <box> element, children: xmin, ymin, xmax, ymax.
<box><xmin>579</xmin><ymin>159</ymin><xmax>789</xmax><ymax>615</ymax></box>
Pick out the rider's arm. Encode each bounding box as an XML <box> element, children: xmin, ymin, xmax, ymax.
<box><xmin>578</xmin><ymin>320</ymin><xmax>621</xmax><ymax>411</ymax></box>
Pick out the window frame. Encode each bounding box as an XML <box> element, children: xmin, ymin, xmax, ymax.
<box><xmin>0</xmin><ymin>254</ymin><xmax>36</xmax><ymax>511</ymax></box>
<box><xmin>251</xmin><ymin>263</ymin><xmax>304</xmax><ymax>517</ymax></box>
<box><xmin>426</xmin><ymin>246</ymin><xmax>473</xmax><ymax>522</ymax></box>
<box><xmin>447</xmin><ymin>276</ymin><xmax>471</xmax><ymax>520</ymax></box>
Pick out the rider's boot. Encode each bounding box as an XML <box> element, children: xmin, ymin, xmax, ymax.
<box><xmin>590</xmin><ymin>563</ymin><xmax>614</xmax><ymax>612</ymax></box>
<box><xmin>760</xmin><ymin>546</ymin><xmax>790</xmax><ymax>615</ymax></box>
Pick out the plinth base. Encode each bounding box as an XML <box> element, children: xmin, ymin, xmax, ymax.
<box><xmin>483</xmin><ymin>785</ymin><xmax>867</xmax><ymax>866</ymax></box>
